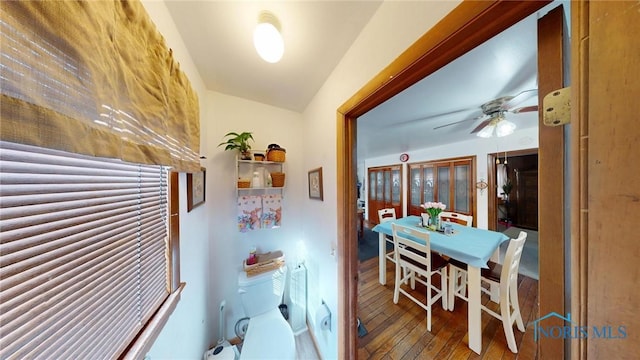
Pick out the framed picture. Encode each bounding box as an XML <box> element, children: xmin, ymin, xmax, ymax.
<box><xmin>308</xmin><ymin>167</ymin><xmax>323</xmax><ymax>200</ymax></box>
<box><xmin>187</xmin><ymin>167</ymin><xmax>206</xmax><ymax>212</ymax></box>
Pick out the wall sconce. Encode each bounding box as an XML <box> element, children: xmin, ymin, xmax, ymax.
<box><xmin>476</xmin><ymin>179</ymin><xmax>488</xmax><ymax>195</ymax></box>
<box><xmin>254</xmin><ymin>11</ymin><xmax>284</xmax><ymax>63</ymax></box>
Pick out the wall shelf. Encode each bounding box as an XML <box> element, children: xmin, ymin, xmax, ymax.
<box><xmin>236</xmin><ymin>151</ymin><xmax>285</xmax><ymax>196</ymax></box>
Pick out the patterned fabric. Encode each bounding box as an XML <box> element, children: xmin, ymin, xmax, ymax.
<box><xmin>238</xmin><ymin>196</ymin><xmax>262</xmax><ymax>232</ymax></box>
<box><xmin>262</xmin><ymin>194</ymin><xmax>282</xmax><ymax>228</ymax></box>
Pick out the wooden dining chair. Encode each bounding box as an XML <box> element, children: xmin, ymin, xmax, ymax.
<box><xmin>448</xmin><ymin>231</ymin><xmax>528</xmax><ymax>353</ymax></box>
<box><xmin>378</xmin><ymin>208</ymin><xmax>397</xmax><ymax>266</ymax></box>
<box><xmin>391</xmin><ymin>223</ymin><xmax>448</xmax><ymax>332</ymax></box>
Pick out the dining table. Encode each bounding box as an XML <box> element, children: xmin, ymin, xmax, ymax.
<box><xmin>372</xmin><ymin>215</ymin><xmax>509</xmax><ymax>354</ymax></box>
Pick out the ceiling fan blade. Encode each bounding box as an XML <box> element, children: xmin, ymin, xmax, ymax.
<box><xmin>433</xmin><ymin>114</ymin><xmax>483</xmax><ymax>130</ymax></box>
<box><xmin>470</xmin><ymin>119</ymin><xmax>492</xmax><ymax>134</ymax></box>
<box><xmin>511</xmin><ymin>105</ymin><xmax>538</xmax><ymax>114</ymax></box>
<box><xmin>502</xmin><ymin>88</ymin><xmax>538</xmax><ymax>110</ymax></box>
<box><xmin>394</xmin><ymin>106</ymin><xmax>478</xmax><ymax>128</ymax></box>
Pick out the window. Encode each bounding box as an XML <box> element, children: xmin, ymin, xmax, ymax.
<box><xmin>1</xmin><ymin>2</ymin><xmax>191</xmax><ymax>356</ymax></box>
<box><xmin>408</xmin><ymin>156</ymin><xmax>475</xmax><ymax>221</ymax></box>
<box><xmin>0</xmin><ymin>141</ymin><xmax>172</xmax><ymax>358</ymax></box>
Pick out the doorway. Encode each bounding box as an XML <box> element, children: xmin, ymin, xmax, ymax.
<box><xmin>489</xmin><ymin>149</ymin><xmax>539</xmax><ymax>232</ymax></box>
<box><xmin>337</xmin><ymin>2</ymin><xmax>557</xmax><ymax>358</ymax></box>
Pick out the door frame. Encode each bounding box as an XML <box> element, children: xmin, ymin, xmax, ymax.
<box><xmin>336</xmin><ymin>1</ymin><xmax>554</xmax><ymax>358</ymax></box>
<box><xmin>487</xmin><ymin>148</ymin><xmax>539</xmax><ymax>231</ymax></box>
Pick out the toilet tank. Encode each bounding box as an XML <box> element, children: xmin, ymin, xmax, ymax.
<box><xmin>238</xmin><ymin>265</ymin><xmax>287</xmax><ymax>317</ymax></box>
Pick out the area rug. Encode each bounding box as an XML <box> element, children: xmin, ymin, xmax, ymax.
<box><xmin>499</xmin><ymin>226</ymin><xmax>539</xmax><ymax>280</ymax></box>
<box><xmin>358</xmin><ymin>228</ymin><xmax>392</xmax><ymax>262</ymax></box>
<box><xmin>357</xmin><ymin>317</ymin><xmax>368</xmax><ymax>337</ymax></box>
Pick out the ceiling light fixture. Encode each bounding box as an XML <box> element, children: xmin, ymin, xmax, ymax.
<box><xmin>477</xmin><ymin>122</ymin><xmax>496</xmax><ymax>138</ymax></box>
<box><xmin>477</xmin><ymin>112</ymin><xmax>516</xmax><ymax>138</ymax></box>
<box><xmin>253</xmin><ymin>11</ymin><xmax>284</xmax><ymax>63</ymax></box>
<box><xmin>496</xmin><ymin>118</ymin><xmax>516</xmax><ymax>137</ymax></box>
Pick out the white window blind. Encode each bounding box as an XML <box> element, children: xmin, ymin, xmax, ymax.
<box><xmin>0</xmin><ymin>140</ymin><xmax>169</xmax><ymax>359</ymax></box>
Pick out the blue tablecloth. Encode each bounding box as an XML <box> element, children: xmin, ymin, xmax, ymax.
<box><xmin>372</xmin><ymin>215</ymin><xmax>509</xmax><ymax>268</ymax></box>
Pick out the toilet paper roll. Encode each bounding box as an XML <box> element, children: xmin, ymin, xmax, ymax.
<box><xmin>316</xmin><ymin>303</ymin><xmax>331</xmax><ymax>331</ymax></box>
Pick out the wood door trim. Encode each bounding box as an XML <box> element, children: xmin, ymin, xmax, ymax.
<box><xmin>570</xmin><ymin>1</ymin><xmax>588</xmax><ymax>358</ymax></box>
<box><xmin>537</xmin><ymin>5</ymin><xmax>566</xmax><ymax>358</ymax></box>
<box><xmin>336</xmin><ymin>1</ymin><xmax>551</xmax><ymax>358</ymax></box>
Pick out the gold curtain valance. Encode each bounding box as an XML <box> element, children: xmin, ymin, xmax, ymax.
<box><xmin>0</xmin><ymin>0</ymin><xmax>200</xmax><ymax>172</ymax></box>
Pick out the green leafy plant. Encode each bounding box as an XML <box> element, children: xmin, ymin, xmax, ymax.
<box><xmin>502</xmin><ymin>179</ymin><xmax>513</xmax><ymax>195</ymax></box>
<box><xmin>217</xmin><ymin>131</ymin><xmax>254</xmax><ymax>153</ymax></box>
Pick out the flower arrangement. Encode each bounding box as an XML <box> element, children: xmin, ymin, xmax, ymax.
<box><xmin>420</xmin><ymin>201</ymin><xmax>447</xmax><ymax>217</ymax></box>
<box><xmin>420</xmin><ymin>201</ymin><xmax>447</xmax><ymax>230</ymax></box>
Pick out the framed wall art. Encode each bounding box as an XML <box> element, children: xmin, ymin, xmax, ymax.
<box><xmin>187</xmin><ymin>167</ymin><xmax>206</xmax><ymax>212</ymax></box>
<box><xmin>308</xmin><ymin>167</ymin><xmax>323</xmax><ymax>200</ymax></box>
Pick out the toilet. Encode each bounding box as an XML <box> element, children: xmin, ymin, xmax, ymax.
<box><xmin>237</xmin><ymin>265</ymin><xmax>295</xmax><ymax>360</ymax></box>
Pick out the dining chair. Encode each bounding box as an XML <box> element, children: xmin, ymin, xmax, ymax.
<box><xmin>378</xmin><ymin>208</ymin><xmax>397</xmax><ymax>266</ymax></box>
<box><xmin>448</xmin><ymin>231</ymin><xmax>528</xmax><ymax>353</ymax></box>
<box><xmin>439</xmin><ymin>211</ymin><xmax>473</xmax><ymax>299</ymax></box>
<box><xmin>391</xmin><ymin>223</ymin><xmax>448</xmax><ymax>332</ymax></box>
<box><xmin>439</xmin><ymin>211</ymin><xmax>473</xmax><ymax>226</ymax></box>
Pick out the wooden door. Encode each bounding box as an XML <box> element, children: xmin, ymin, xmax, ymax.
<box><xmin>367</xmin><ymin>165</ymin><xmax>402</xmax><ymax>225</ymax></box>
<box><xmin>516</xmin><ymin>169</ymin><xmax>538</xmax><ymax>229</ymax></box>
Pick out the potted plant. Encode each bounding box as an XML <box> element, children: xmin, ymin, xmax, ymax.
<box><xmin>502</xmin><ymin>179</ymin><xmax>513</xmax><ymax>200</ymax></box>
<box><xmin>218</xmin><ymin>131</ymin><xmax>254</xmax><ymax>160</ymax></box>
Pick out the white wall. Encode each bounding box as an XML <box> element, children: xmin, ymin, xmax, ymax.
<box><xmin>202</xmin><ymin>91</ymin><xmax>305</xmax><ymax>342</ymax></box>
<box><xmin>142</xmin><ymin>2</ymin><xmax>211</xmax><ymax>359</ymax></box>
<box><xmin>145</xmin><ymin>1</ymin><xmax>307</xmax><ymax>357</ymax></box>
<box><xmin>362</xmin><ymin>127</ymin><xmax>539</xmax><ymax>229</ymax></box>
<box><xmin>300</xmin><ymin>1</ymin><xmax>461</xmax><ymax>358</ymax></box>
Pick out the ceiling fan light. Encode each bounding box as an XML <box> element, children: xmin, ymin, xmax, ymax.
<box><xmin>254</xmin><ymin>11</ymin><xmax>284</xmax><ymax>63</ymax></box>
<box><xmin>496</xmin><ymin>119</ymin><xmax>516</xmax><ymax>137</ymax></box>
<box><xmin>477</xmin><ymin>123</ymin><xmax>496</xmax><ymax>138</ymax></box>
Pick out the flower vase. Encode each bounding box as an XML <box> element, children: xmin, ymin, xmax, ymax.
<box><xmin>429</xmin><ymin>215</ymin><xmax>440</xmax><ymax>230</ymax></box>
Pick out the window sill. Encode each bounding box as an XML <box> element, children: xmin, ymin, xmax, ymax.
<box><xmin>123</xmin><ymin>282</ymin><xmax>186</xmax><ymax>359</ymax></box>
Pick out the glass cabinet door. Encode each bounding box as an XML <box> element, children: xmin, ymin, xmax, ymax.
<box><xmin>376</xmin><ymin>172</ymin><xmax>383</xmax><ymax>201</ymax></box>
<box><xmin>454</xmin><ymin>163</ymin><xmax>470</xmax><ymax>213</ymax></box>
<box><xmin>406</xmin><ymin>157</ymin><xmax>473</xmax><ymax>219</ymax></box>
<box><xmin>367</xmin><ymin>166</ymin><xmax>403</xmax><ymax>224</ymax></box>
<box><xmin>437</xmin><ymin>166</ymin><xmax>450</xmax><ymax>208</ymax></box>
<box><xmin>422</xmin><ymin>167</ymin><xmax>434</xmax><ymax>203</ymax></box>
<box><xmin>391</xmin><ymin>168</ymin><xmax>400</xmax><ymax>205</ymax></box>
<box><xmin>410</xmin><ymin>166</ymin><xmax>421</xmax><ymax>207</ymax></box>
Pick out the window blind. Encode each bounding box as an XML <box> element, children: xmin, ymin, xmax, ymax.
<box><xmin>0</xmin><ymin>141</ymin><xmax>169</xmax><ymax>359</ymax></box>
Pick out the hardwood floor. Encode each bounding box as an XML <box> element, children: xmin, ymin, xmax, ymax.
<box><xmin>357</xmin><ymin>256</ymin><xmax>539</xmax><ymax>359</ymax></box>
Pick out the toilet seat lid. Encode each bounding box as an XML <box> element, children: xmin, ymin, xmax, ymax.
<box><xmin>240</xmin><ymin>308</ymin><xmax>295</xmax><ymax>360</ymax></box>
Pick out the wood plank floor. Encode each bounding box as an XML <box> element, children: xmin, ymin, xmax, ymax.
<box><xmin>356</xmin><ymin>255</ymin><xmax>539</xmax><ymax>360</ymax></box>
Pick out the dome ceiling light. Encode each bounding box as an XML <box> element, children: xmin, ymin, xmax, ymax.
<box><xmin>253</xmin><ymin>11</ymin><xmax>284</xmax><ymax>63</ymax></box>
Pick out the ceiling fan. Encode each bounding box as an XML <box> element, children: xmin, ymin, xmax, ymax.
<box><xmin>433</xmin><ymin>89</ymin><xmax>539</xmax><ymax>137</ymax></box>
